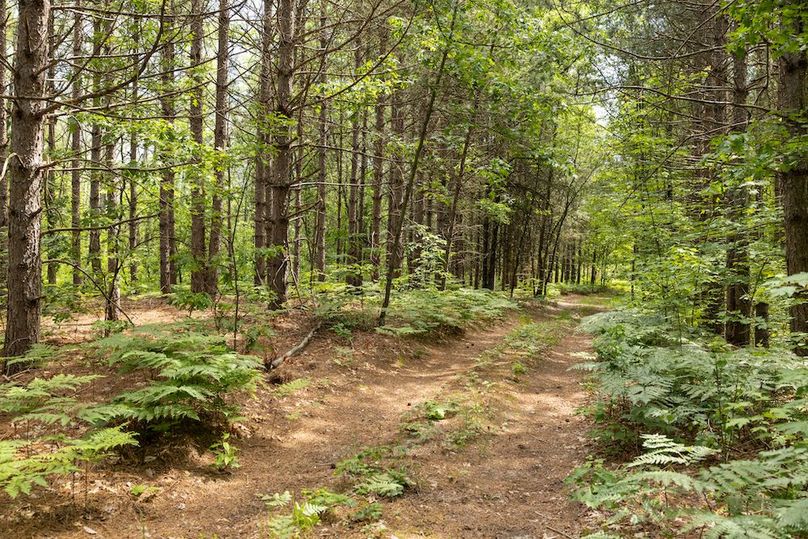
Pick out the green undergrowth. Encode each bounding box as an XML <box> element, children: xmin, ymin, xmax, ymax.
<box><xmin>0</xmin><ymin>324</ymin><xmax>262</xmax><ymax>500</ymax></box>
<box><xmin>377</xmin><ymin>287</ymin><xmax>516</xmax><ymax>337</ymax></box>
<box><xmin>553</xmin><ymin>283</ymin><xmax>613</xmax><ymax>296</ymax></box>
<box><xmin>569</xmin><ymin>309</ymin><xmax>808</xmax><ymax>538</ymax></box>
<box><xmin>316</xmin><ymin>283</ymin><xmax>516</xmax><ymax>338</ymax></box>
<box><xmin>259</xmin><ymin>445</ymin><xmax>413</xmax><ymax>538</ymax></box>
<box><xmin>474</xmin><ymin>316</ymin><xmax>573</xmax><ymax>379</ymax></box>
<box><xmin>272</xmin><ymin>378</ymin><xmax>311</xmax><ymax>397</ymax></box>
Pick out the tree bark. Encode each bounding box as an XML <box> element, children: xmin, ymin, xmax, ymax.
<box><xmin>189</xmin><ymin>0</ymin><xmax>208</xmax><ymax>294</ymax></box>
<box><xmin>255</xmin><ymin>0</ymin><xmax>273</xmax><ymax>286</ymax></box>
<box><xmin>0</xmin><ymin>0</ymin><xmax>7</xmax><ymax>236</ymax></box>
<box><xmin>386</xmin><ymin>89</ymin><xmax>404</xmax><ymax>278</ymax></box>
<box><xmin>70</xmin><ymin>5</ymin><xmax>82</xmax><ymax>286</ymax></box>
<box><xmin>128</xmin><ymin>19</ymin><xmax>140</xmax><ymax>287</ymax></box>
<box><xmin>725</xmin><ymin>39</ymin><xmax>751</xmax><ymax>346</ymax></box>
<box><xmin>158</xmin><ymin>15</ymin><xmax>176</xmax><ymax>294</ymax></box>
<box><xmin>208</xmin><ymin>0</ymin><xmax>230</xmax><ymax>295</ymax></box>
<box><xmin>104</xmin><ymin>141</ymin><xmax>120</xmax><ymax>324</ymax></box>
<box><xmin>346</xmin><ymin>43</ymin><xmax>364</xmax><ymax>288</ymax></box>
<box><xmin>44</xmin><ymin>12</ymin><xmax>57</xmax><ymax>285</ymax></box>
<box><xmin>267</xmin><ymin>0</ymin><xmax>297</xmax><ymax>308</ymax></box>
<box><xmin>369</xmin><ymin>29</ymin><xmax>387</xmax><ymax>282</ymax></box>
<box><xmin>88</xmin><ymin>12</ymin><xmax>103</xmax><ymax>275</ymax></box>
<box><xmin>778</xmin><ymin>15</ymin><xmax>808</xmax><ymax>354</ymax></box>
<box><xmin>313</xmin><ymin>6</ymin><xmax>328</xmax><ymax>281</ymax></box>
<box><xmin>4</xmin><ymin>0</ymin><xmax>50</xmax><ymax>366</ymax></box>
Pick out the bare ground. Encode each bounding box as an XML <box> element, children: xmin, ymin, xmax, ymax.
<box><xmin>1</xmin><ymin>295</ymin><xmax>603</xmax><ymax>539</ymax></box>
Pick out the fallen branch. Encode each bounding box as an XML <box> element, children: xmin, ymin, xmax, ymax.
<box><xmin>265</xmin><ymin>322</ymin><xmax>322</xmax><ymax>371</ymax></box>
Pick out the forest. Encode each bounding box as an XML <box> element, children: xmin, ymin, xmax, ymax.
<box><xmin>0</xmin><ymin>0</ymin><xmax>805</xmax><ymax>537</ymax></box>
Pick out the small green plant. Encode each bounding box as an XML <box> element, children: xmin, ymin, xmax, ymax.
<box><xmin>170</xmin><ymin>289</ymin><xmax>214</xmax><ymax>317</ymax></box>
<box><xmin>354</xmin><ymin>470</ymin><xmax>411</xmax><ymax>498</ymax></box>
<box><xmin>210</xmin><ymin>433</ymin><xmax>240</xmax><ymax>471</ymax></box>
<box><xmin>334</xmin><ymin>446</ymin><xmax>413</xmax><ymax>499</ymax></box>
<box><xmin>330</xmin><ymin>322</ymin><xmax>353</xmax><ymax>342</ymax></box>
<box><xmin>401</xmin><ymin>420</ymin><xmax>435</xmax><ymax>442</ymax></box>
<box><xmin>272</xmin><ymin>378</ymin><xmax>311</xmax><ymax>397</ymax></box>
<box><xmin>129</xmin><ymin>483</ymin><xmax>160</xmax><ymax>499</ymax></box>
<box><xmin>511</xmin><ymin>361</ymin><xmax>527</xmax><ymax>376</ymax></box>
<box><xmin>242</xmin><ymin>323</ymin><xmax>276</xmax><ymax>352</ymax></box>
<box><xmin>446</xmin><ymin>403</ymin><xmax>488</xmax><ymax>449</ymax></box>
<box><xmin>350</xmin><ymin>501</ymin><xmax>382</xmax><ymax>522</ymax></box>
<box><xmin>419</xmin><ymin>400</ymin><xmax>459</xmax><ymax>421</ymax></box>
<box><xmin>261</xmin><ymin>488</ymin><xmax>355</xmax><ymax>539</ymax></box>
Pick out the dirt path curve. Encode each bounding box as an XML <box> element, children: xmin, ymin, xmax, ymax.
<box><xmin>77</xmin><ymin>296</ymin><xmax>603</xmax><ymax>539</ymax></box>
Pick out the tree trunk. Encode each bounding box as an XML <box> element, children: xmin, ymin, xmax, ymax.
<box><xmin>44</xmin><ymin>12</ymin><xmax>57</xmax><ymax>285</ymax></box>
<box><xmin>128</xmin><ymin>21</ymin><xmax>140</xmax><ymax>287</ymax></box>
<box><xmin>386</xmin><ymin>90</ymin><xmax>405</xmax><ymax>279</ymax></box>
<box><xmin>778</xmin><ymin>18</ymin><xmax>808</xmax><ymax>355</ymax></box>
<box><xmin>255</xmin><ymin>0</ymin><xmax>273</xmax><ymax>286</ymax></box>
<box><xmin>292</xmin><ymin>113</ymin><xmax>303</xmax><ymax>283</ymax></box>
<box><xmin>158</xmin><ymin>16</ymin><xmax>176</xmax><ymax>294</ymax></box>
<box><xmin>70</xmin><ymin>5</ymin><xmax>82</xmax><ymax>285</ymax></box>
<box><xmin>313</xmin><ymin>6</ymin><xmax>328</xmax><ymax>281</ymax></box>
<box><xmin>268</xmin><ymin>0</ymin><xmax>297</xmax><ymax>308</ymax></box>
<box><xmin>369</xmin><ymin>35</ymin><xmax>386</xmax><ymax>282</ymax></box>
<box><xmin>189</xmin><ymin>0</ymin><xmax>207</xmax><ymax>294</ymax></box>
<box><xmin>4</xmin><ymin>0</ymin><xmax>49</xmax><ymax>366</ymax></box>
<box><xmin>88</xmin><ymin>13</ymin><xmax>103</xmax><ymax>275</ymax></box>
<box><xmin>725</xmin><ymin>40</ymin><xmax>751</xmax><ymax>346</ymax></box>
<box><xmin>208</xmin><ymin>0</ymin><xmax>230</xmax><ymax>295</ymax></box>
<box><xmin>346</xmin><ymin>44</ymin><xmax>364</xmax><ymax>288</ymax></box>
<box><xmin>104</xmin><ymin>141</ymin><xmax>120</xmax><ymax>324</ymax></box>
<box><xmin>0</xmin><ymin>0</ymin><xmax>7</xmax><ymax>233</ymax></box>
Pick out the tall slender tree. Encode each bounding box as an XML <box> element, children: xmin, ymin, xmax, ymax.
<box><xmin>4</xmin><ymin>0</ymin><xmax>50</xmax><ymax>365</ymax></box>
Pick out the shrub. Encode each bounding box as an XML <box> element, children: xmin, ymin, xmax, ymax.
<box><xmin>87</xmin><ymin>332</ymin><xmax>261</xmax><ymax>432</ymax></box>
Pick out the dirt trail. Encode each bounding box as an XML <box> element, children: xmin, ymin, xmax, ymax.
<box><xmin>12</xmin><ymin>296</ymin><xmax>602</xmax><ymax>539</ymax></box>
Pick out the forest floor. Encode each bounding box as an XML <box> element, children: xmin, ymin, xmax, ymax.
<box><xmin>2</xmin><ymin>294</ymin><xmax>609</xmax><ymax>539</ymax></box>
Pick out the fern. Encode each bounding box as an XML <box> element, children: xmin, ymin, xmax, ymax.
<box><xmin>0</xmin><ymin>374</ymin><xmax>101</xmax><ymax>427</ymax></box>
<box><xmin>573</xmin><ymin>308</ymin><xmax>808</xmax><ymax>537</ymax></box>
<box><xmin>354</xmin><ymin>470</ymin><xmax>411</xmax><ymax>498</ymax></box>
<box><xmin>262</xmin><ymin>488</ymin><xmax>355</xmax><ymax>538</ymax></box>
<box><xmin>88</xmin><ymin>332</ymin><xmax>261</xmax><ymax>432</ymax></box>
<box><xmin>629</xmin><ymin>434</ymin><xmax>717</xmax><ymax>467</ymax></box>
<box><xmin>0</xmin><ymin>426</ymin><xmax>137</xmax><ymax>499</ymax></box>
